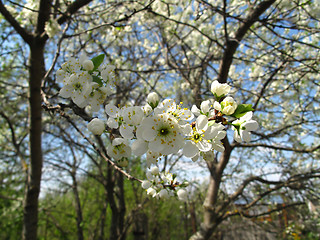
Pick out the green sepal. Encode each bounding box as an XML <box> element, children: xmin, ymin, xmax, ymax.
<box><xmin>148</xmin><ymin>101</ymin><xmax>159</xmax><ymax>109</ymax></box>
<box><xmin>232</xmin><ymin>123</ymin><xmax>241</xmax><ymax>135</ymax></box>
<box><xmin>208</xmin><ymin>120</ymin><xmax>216</xmax><ymax>127</ymax></box>
<box><xmin>231</xmin><ymin>104</ymin><xmax>254</xmax><ymax>118</ymax></box>
<box><xmin>91</xmin><ymin>54</ymin><xmax>105</xmax><ymax>70</ymax></box>
<box><xmin>213</xmin><ymin>93</ymin><xmax>223</xmax><ymax>102</ymax></box>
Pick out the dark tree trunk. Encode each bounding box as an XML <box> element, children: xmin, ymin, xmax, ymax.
<box><xmin>22</xmin><ymin>40</ymin><xmax>46</xmax><ymax>240</ymax></box>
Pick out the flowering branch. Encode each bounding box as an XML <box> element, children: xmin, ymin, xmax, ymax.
<box><xmin>54</xmin><ymin>54</ymin><xmax>259</xmax><ymax>201</ymax></box>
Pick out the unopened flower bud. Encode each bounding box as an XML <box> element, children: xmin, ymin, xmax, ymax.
<box><xmin>211</xmin><ymin>80</ymin><xmax>231</xmax><ymax>98</ymax></box>
<box><xmin>83</xmin><ymin>60</ymin><xmax>94</xmax><ymax>71</ymax></box>
<box><xmin>215</xmin><ymin>97</ymin><xmax>238</xmax><ymax>115</ymax></box>
<box><xmin>87</xmin><ymin>118</ymin><xmax>105</xmax><ymax>135</ymax></box>
<box><xmin>147</xmin><ymin>92</ymin><xmax>159</xmax><ymax>108</ymax></box>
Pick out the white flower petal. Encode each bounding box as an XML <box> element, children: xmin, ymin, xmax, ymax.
<box><xmin>241</xmin><ymin>131</ymin><xmax>252</xmax><ymax>143</ymax></box>
<box><xmin>216</xmin><ymin>130</ymin><xmax>226</xmax><ymax>140</ymax></box>
<box><xmin>211</xmin><ymin>80</ymin><xmax>231</xmax><ymax>97</ymax></box>
<box><xmin>183</xmin><ymin>141</ymin><xmax>199</xmax><ymax>158</ymax></box>
<box><xmin>214</xmin><ymin>101</ymin><xmax>221</xmax><ymax>111</ymax></box>
<box><xmin>87</xmin><ymin>118</ymin><xmax>105</xmax><ymax>135</ymax></box>
<box><xmin>233</xmin><ymin>130</ymin><xmax>242</xmax><ymax>143</ymax></box>
<box><xmin>177</xmin><ymin>189</ymin><xmax>188</xmax><ymax>201</ymax></box>
<box><xmin>120</xmin><ymin>124</ymin><xmax>134</xmax><ymax>139</ymax></box>
<box><xmin>107</xmin><ymin>117</ymin><xmax>119</xmax><ymax>129</ymax></box>
<box><xmin>212</xmin><ymin>141</ymin><xmax>225</xmax><ymax>152</ymax></box>
<box><xmin>196</xmin><ymin>140</ymin><xmax>212</xmax><ymax>152</ymax></box>
<box><xmin>243</xmin><ymin>120</ymin><xmax>259</xmax><ymax>131</ymax></box>
<box><xmin>191</xmin><ymin>105</ymin><xmax>200</xmax><ymax>116</ymax></box>
<box><xmin>241</xmin><ymin>111</ymin><xmax>253</xmax><ymax>121</ymax></box>
<box><xmin>141</xmin><ymin>180</ymin><xmax>152</xmax><ymax>189</ymax></box>
<box><xmin>132</xmin><ymin>139</ymin><xmax>148</xmax><ymax>156</ymax></box>
<box><xmin>148</xmin><ymin>139</ymin><xmax>165</xmax><ymax>153</ymax></box>
<box><xmin>196</xmin><ymin>115</ymin><xmax>208</xmax><ymax>132</ymax></box>
<box><xmin>200</xmin><ymin>100</ymin><xmax>211</xmax><ymax>114</ymax></box>
<box><xmin>105</xmin><ymin>103</ymin><xmax>119</xmax><ymax>117</ymax></box>
<box><xmin>142</xmin><ymin>127</ymin><xmax>157</xmax><ymax>141</ymax></box>
<box><xmin>150</xmin><ymin>166</ymin><xmax>159</xmax><ymax>175</ymax></box>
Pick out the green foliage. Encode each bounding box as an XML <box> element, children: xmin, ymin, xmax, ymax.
<box><xmin>231</xmin><ymin>104</ymin><xmax>255</xmax><ymax>118</ymax></box>
<box><xmin>91</xmin><ymin>54</ymin><xmax>105</xmax><ymax>71</ymax></box>
<box><xmin>35</xmin><ymin>162</ymin><xmax>192</xmax><ymax>240</ymax></box>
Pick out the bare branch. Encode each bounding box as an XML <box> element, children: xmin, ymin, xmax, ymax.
<box><xmin>234</xmin><ymin>142</ymin><xmax>320</xmax><ymax>153</ymax></box>
<box><xmin>217</xmin><ymin>0</ymin><xmax>276</xmax><ymax>84</ymax></box>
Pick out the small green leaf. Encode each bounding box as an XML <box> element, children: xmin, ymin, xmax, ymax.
<box><xmin>231</xmin><ymin>104</ymin><xmax>254</xmax><ymax>118</ymax></box>
<box><xmin>92</xmin><ymin>75</ymin><xmax>103</xmax><ymax>86</ymax></box>
<box><xmin>91</xmin><ymin>54</ymin><xmax>105</xmax><ymax>70</ymax></box>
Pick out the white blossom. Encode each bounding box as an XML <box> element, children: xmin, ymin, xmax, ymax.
<box><xmin>211</xmin><ymin>80</ymin><xmax>231</xmax><ymax>98</ymax></box>
<box><xmin>146</xmin><ymin>187</ymin><xmax>157</xmax><ymax>197</ymax></box>
<box><xmin>183</xmin><ymin>115</ymin><xmax>226</xmax><ymax>159</ymax></box>
<box><xmin>232</xmin><ymin>111</ymin><xmax>259</xmax><ymax>143</ymax></box>
<box><xmin>45</xmin><ymin>18</ymin><xmax>61</xmax><ymax>38</ymax></box>
<box><xmin>107</xmin><ymin>138</ymin><xmax>131</xmax><ymax>160</ymax></box>
<box><xmin>191</xmin><ymin>100</ymin><xmax>215</xmax><ymax>117</ymax></box>
<box><xmin>150</xmin><ymin>166</ymin><xmax>160</xmax><ymax>175</ymax></box>
<box><xmin>155</xmin><ymin>99</ymin><xmax>194</xmax><ymax>123</ymax></box>
<box><xmin>59</xmin><ymin>72</ymin><xmax>93</xmax><ymax>108</ymax></box>
<box><xmin>137</xmin><ymin>113</ymin><xmax>185</xmax><ymax>155</ymax></box>
<box><xmin>158</xmin><ymin>189</ymin><xmax>169</xmax><ymax>199</ymax></box>
<box><xmin>82</xmin><ymin>60</ymin><xmax>94</xmax><ymax>71</ymax></box>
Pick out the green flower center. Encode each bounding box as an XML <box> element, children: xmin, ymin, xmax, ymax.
<box><xmin>159</xmin><ymin>127</ymin><xmax>170</xmax><ymax>136</ymax></box>
<box><xmin>192</xmin><ymin>132</ymin><xmax>203</xmax><ymax>143</ymax></box>
<box><xmin>74</xmin><ymin>82</ymin><xmax>82</xmax><ymax>91</ymax></box>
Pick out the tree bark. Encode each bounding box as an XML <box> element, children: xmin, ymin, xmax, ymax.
<box><xmin>22</xmin><ymin>40</ymin><xmax>46</xmax><ymax>240</ymax></box>
<box><xmin>71</xmin><ymin>171</ymin><xmax>84</xmax><ymax>240</ymax></box>
<box><xmin>0</xmin><ymin>1</ymin><xmax>94</xmax><ymax>239</ymax></box>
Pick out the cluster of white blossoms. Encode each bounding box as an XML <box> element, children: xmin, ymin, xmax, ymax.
<box><xmin>141</xmin><ymin>166</ymin><xmax>189</xmax><ymax>201</ymax></box>
<box><xmin>57</xmin><ymin>54</ymin><xmax>259</xmax><ymax>201</ymax></box>
<box><xmin>56</xmin><ymin>54</ymin><xmax>116</xmax><ymax>112</ymax></box>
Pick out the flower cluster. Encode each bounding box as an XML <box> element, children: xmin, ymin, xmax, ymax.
<box><xmin>57</xmin><ymin>54</ymin><xmax>116</xmax><ymax>112</ymax></box>
<box><xmin>57</xmin><ymin>55</ymin><xmax>259</xmax><ymax>201</ymax></box>
<box><xmin>141</xmin><ymin>166</ymin><xmax>189</xmax><ymax>201</ymax></box>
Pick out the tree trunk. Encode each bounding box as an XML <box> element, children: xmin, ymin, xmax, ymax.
<box><xmin>71</xmin><ymin>171</ymin><xmax>84</xmax><ymax>240</ymax></box>
<box><xmin>22</xmin><ymin>41</ymin><xmax>46</xmax><ymax>240</ymax></box>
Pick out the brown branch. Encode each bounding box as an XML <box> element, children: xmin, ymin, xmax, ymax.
<box><xmin>36</xmin><ymin>0</ymin><xmax>53</xmax><ymax>35</ymax></box>
<box><xmin>42</xmin><ymin>103</ymin><xmax>142</xmax><ymax>183</ymax></box>
<box><xmin>0</xmin><ymin>0</ymin><xmax>33</xmax><ymax>44</ymax></box>
<box><xmin>223</xmin><ymin>201</ymin><xmax>304</xmax><ymax>220</ymax></box>
<box><xmin>217</xmin><ymin>0</ymin><xmax>276</xmax><ymax>84</ymax></box>
<box><xmin>56</xmin><ymin>0</ymin><xmax>93</xmax><ymax>25</ymax></box>
<box><xmin>234</xmin><ymin>142</ymin><xmax>320</xmax><ymax>153</ymax></box>
<box><xmin>0</xmin><ymin>110</ymin><xmax>28</xmax><ymax>172</ymax></box>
